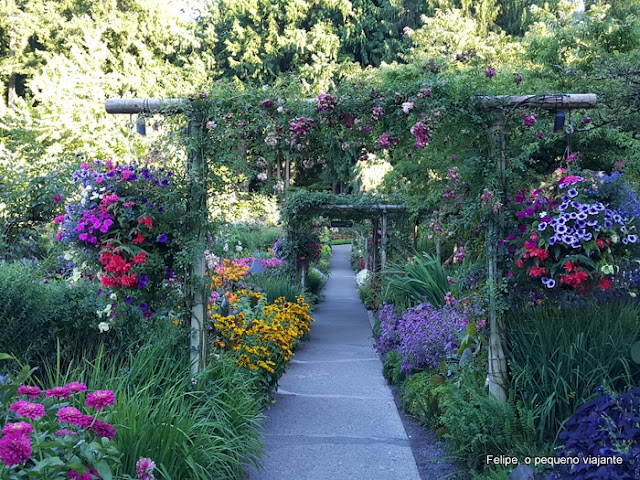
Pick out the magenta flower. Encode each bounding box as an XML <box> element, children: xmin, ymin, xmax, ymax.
<box><xmin>86</xmin><ymin>390</ymin><xmax>116</xmax><ymax>411</ymax></box>
<box><xmin>55</xmin><ymin>429</ymin><xmax>77</xmax><ymax>437</ymax></box>
<box><xmin>484</xmin><ymin>66</ymin><xmax>496</xmax><ymax>78</ymax></box>
<box><xmin>64</xmin><ymin>382</ymin><xmax>88</xmax><ymax>394</ymax></box>
<box><xmin>523</xmin><ymin>112</ymin><xmax>537</xmax><ymax>127</ymax></box>
<box><xmin>13</xmin><ymin>402</ymin><xmax>46</xmax><ymax>420</ymax></box>
<box><xmin>46</xmin><ymin>386</ymin><xmax>71</xmax><ymax>399</ymax></box>
<box><xmin>53</xmin><ymin>193</ymin><xmax>64</xmax><ymax>203</ymax></box>
<box><xmin>56</xmin><ymin>406</ymin><xmax>84</xmax><ymax>425</ymax></box>
<box><xmin>68</xmin><ymin>469</ymin><xmax>93</xmax><ymax>480</ymax></box>
<box><xmin>1</xmin><ymin>422</ymin><xmax>33</xmax><ymax>436</ymax></box>
<box><xmin>17</xmin><ymin>385</ymin><xmax>41</xmax><ymax>398</ymax></box>
<box><xmin>91</xmin><ymin>419</ymin><xmax>116</xmax><ymax>439</ymax></box>
<box><xmin>136</xmin><ymin>457</ymin><xmax>156</xmax><ymax>480</ymax></box>
<box><xmin>0</xmin><ymin>433</ymin><xmax>31</xmax><ymax>466</ymax></box>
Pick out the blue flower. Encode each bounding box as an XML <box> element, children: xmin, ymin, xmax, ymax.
<box><xmin>567</xmin><ymin>188</ymin><xmax>578</xmax><ymax>198</ymax></box>
<box><xmin>538</xmin><ymin>222</ymin><xmax>548</xmax><ymax>231</ymax></box>
<box><xmin>157</xmin><ymin>233</ymin><xmax>168</xmax><ymax>243</ymax></box>
<box><xmin>138</xmin><ymin>274</ymin><xmax>149</xmax><ymax>289</ymax></box>
<box><xmin>139</xmin><ymin>302</ymin><xmax>148</xmax><ymax>311</ymax></box>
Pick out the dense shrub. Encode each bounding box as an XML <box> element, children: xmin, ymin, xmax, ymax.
<box><xmin>438</xmin><ymin>362</ymin><xmax>540</xmax><ymax>471</ymax></box>
<box><xmin>399</xmin><ymin>369</ymin><xmax>444</xmax><ymax>427</ymax></box>
<box><xmin>306</xmin><ymin>267</ymin><xmax>326</xmax><ymax>297</ymax></box>
<box><xmin>381</xmin><ymin>350</ymin><xmax>405</xmax><ymax>385</ymax></box>
<box><xmin>506</xmin><ymin>300</ymin><xmax>640</xmax><ymax>442</ymax></box>
<box><xmin>548</xmin><ymin>385</ymin><xmax>640</xmax><ymax>479</ymax></box>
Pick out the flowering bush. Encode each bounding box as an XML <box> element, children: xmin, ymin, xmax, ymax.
<box><xmin>55</xmin><ymin>159</ymin><xmax>187</xmax><ymax>327</ymax></box>
<box><xmin>512</xmin><ymin>168</ymin><xmax>640</xmax><ymax>295</ymax></box>
<box><xmin>210</xmin><ymin>290</ymin><xmax>313</xmax><ymax>390</ymax></box>
<box><xmin>0</xmin><ymin>380</ymin><xmax>155</xmax><ymax>479</ymax></box>
<box><xmin>375</xmin><ymin>295</ymin><xmax>485</xmax><ymax>374</ymax></box>
<box><xmin>548</xmin><ymin>385</ymin><xmax>640</xmax><ymax>479</ymax></box>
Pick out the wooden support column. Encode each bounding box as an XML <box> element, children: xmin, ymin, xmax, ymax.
<box><xmin>372</xmin><ymin>218</ymin><xmax>379</xmax><ymax>272</ymax></box>
<box><xmin>381</xmin><ymin>209</ymin><xmax>388</xmax><ymax>271</ymax></box>
<box><xmin>105</xmin><ymin>98</ymin><xmax>208</xmax><ymax>378</ymax></box>
<box><xmin>187</xmin><ymin>112</ymin><xmax>208</xmax><ymax>378</ymax></box>
<box><xmin>487</xmin><ymin>108</ymin><xmax>508</xmax><ymax>403</ymax></box>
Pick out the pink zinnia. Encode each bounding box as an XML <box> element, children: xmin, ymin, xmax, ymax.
<box><xmin>56</xmin><ymin>407</ymin><xmax>84</xmax><ymax>425</ymax></box>
<box><xmin>14</xmin><ymin>402</ymin><xmax>46</xmax><ymax>420</ymax></box>
<box><xmin>64</xmin><ymin>382</ymin><xmax>88</xmax><ymax>394</ymax></box>
<box><xmin>55</xmin><ymin>429</ymin><xmax>77</xmax><ymax>437</ymax></box>
<box><xmin>136</xmin><ymin>457</ymin><xmax>156</xmax><ymax>480</ymax></box>
<box><xmin>91</xmin><ymin>419</ymin><xmax>116</xmax><ymax>440</ymax></box>
<box><xmin>86</xmin><ymin>390</ymin><xmax>115</xmax><ymax>411</ymax></box>
<box><xmin>0</xmin><ymin>433</ymin><xmax>32</xmax><ymax>466</ymax></box>
<box><xmin>46</xmin><ymin>386</ymin><xmax>71</xmax><ymax>399</ymax></box>
<box><xmin>1</xmin><ymin>422</ymin><xmax>33</xmax><ymax>436</ymax></box>
<box><xmin>67</xmin><ymin>470</ymin><xmax>94</xmax><ymax>480</ymax></box>
<box><xmin>17</xmin><ymin>385</ymin><xmax>41</xmax><ymax>398</ymax></box>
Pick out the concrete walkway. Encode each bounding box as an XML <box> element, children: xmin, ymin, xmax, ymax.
<box><xmin>247</xmin><ymin>244</ymin><xmax>421</xmax><ymax>480</ymax></box>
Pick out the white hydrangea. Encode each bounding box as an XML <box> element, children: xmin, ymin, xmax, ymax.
<box><xmin>355</xmin><ymin>269</ymin><xmax>371</xmax><ymax>288</ymax></box>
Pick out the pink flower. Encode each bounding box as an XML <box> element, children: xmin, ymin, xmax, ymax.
<box><xmin>0</xmin><ymin>433</ymin><xmax>31</xmax><ymax>466</ymax></box>
<box><xmin>558</xmin><ymin>175</ymin><xmax>583</xmax><ymax>188</ymax></box>
<box><xmin>17</xmin><ymin>385</ymin><xmax>41</xmax><ymax>398</ymax></box>
<box><xmin>13</xmin><ymin>402</ymin><xmax>46</xmax><ymax>420</ymax></box>
<box><xmin>136</xmin><ymin>457</ymin><xmax>156</xmax><ymax>480</ymax></box>
<box><xmin>56</xmin><ymin>407</ymin><xmax>84</xmax><ymax>425</ymax></box>
<box><xmin>54</xmin><ymin>215</ymin><xmax>66</xmax><ymax>224</ymax></box>
<box><xmin>55</xmin><ymin>429</ymin><xmax>77</xmax><ymax>437</ymax></box>
<box><xmin>67</xmin><ymin>469</ymin><xmax>94</xmax><ymax>480</ymax></box>
<box><xmin>64</xmin><ymin>382</ymin><xmax>88</xmax><ymax>394</ymax></box>
<box><xmin>484</xmin><ymin>66</ymin><xmax>496</xmax><ymax>78</ymax></box>
<box><xmin>46</xmin><ymin>386</ymin><xmax>71</xmax><ymax>399</ymax></box>
<box><xmin>1</xmin><ymin>422</ymin><xmax>33</xmax><ymax>436</ymax></box>
<box><xmin>53</xmin><ymin>193</ymin><xmax>64</xmax><ymax>203</ymax></box>
<box><xmin>523</xmin><ymin>112</ymin><xmax>537</xmax><ymax>127</ymax></box>
<box><xmin>86</xmin><ymin>390</ymin><xmax>116</xmax><ymax>411</ymax></box>
<box><xmin>91</xmin><ymin>420</ymin><xmax>116</xmax><ymax>439</ymax></box>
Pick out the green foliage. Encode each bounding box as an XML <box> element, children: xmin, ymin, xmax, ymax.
<box><xmin>44</xmin><ymin>343</ymin><xmax>263</xmax><ymax>480</ymax></box>
<box><xmin>506</xmin><ymin>299</ymin><xmax>640</xmax><ymax>443</ymax></box>
<box><xmin>437</xmin><ymin>361</ymin><xmax>540</xmax><ymax>471</ymax></box>
<box><xmin>314</xmin><ymin>244</ymin><xmax>332</xmax><ymax>275</ymax></box>
<box><xmin>382</xmin><ymin>253</ymin><xmax>450</xmax><ymax>309</ymax></box>
<box><xmin>381</xmin><ymin>350</ymin><xmax>405</xmax><ymax>385</ymax></box>
<box><xmin>251</xmin><ymin>274</ymin><xmax>306</xmax><ymax>304</ymax></box>
<box><xmin>306</xmin><ymin>267</ymin><xmax>327</xmax><ymax>298</ymax></box>
<box><xmin>399</xmin><ymin>369</ymin><xmax>444</xmax><ymax>427</ymax></box>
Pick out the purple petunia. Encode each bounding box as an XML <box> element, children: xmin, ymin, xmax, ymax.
<box><xmin>157</xmin><ymin>233</ymin><xmax>168</xmax><ymax>243</ymax></box>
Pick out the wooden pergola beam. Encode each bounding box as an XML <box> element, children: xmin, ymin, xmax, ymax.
<box><xmin>479</xmin><ymin>93</ymin><xmax>596</xmax><ymax>110</ymax></box>
<box><xmin>105</xmin><ymin>98</ymin><xmax>187</xmax><ymax>114</ymax></box>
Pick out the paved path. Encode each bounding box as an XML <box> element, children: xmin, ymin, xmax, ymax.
<box><xmin>247</xmin><ymin>244</ymin><xmax>421</xmax><ymax>480</ymax></box>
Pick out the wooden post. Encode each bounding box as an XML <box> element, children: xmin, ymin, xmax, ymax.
<box><xmin>487</xmin><ymin>108</ymin><xmax>509</xmax><ymax>403</ymax></box>
<box><xmin>187</xmin><ymin>112</ymin><xmax>208</xmax><ymax>378</ymax></box>
<box><xmin>372</xmin><ymin>218</ymin><xmax>379</xmax><ymax>272</ymax></box>
<box><xmin>105</xmin><ymin>98</ymin><xmax>208</xmax><ymax>378</ymax></box>
<box><xmin>381</xmin><ymin>209</ymin><xmax>388</xmax><ymax>271</ymax></box>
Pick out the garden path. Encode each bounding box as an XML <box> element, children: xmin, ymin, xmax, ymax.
<box><xmin>246</xmin><ymin>244</ymin><xmax>423</xmax><ymax>480</ymax></box>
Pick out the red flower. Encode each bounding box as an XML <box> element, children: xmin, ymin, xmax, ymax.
<box><xmin>517</xmin><ymin>258</ymin><xmax>524</xmax><ymax>268</ymax></box>
<box><xmin>120</xmin><ymin>274</ymin><xmax>139</xmax><ymax>288</ymax></box>
<box><xmin>596</xmin><ymin>238</ymin><xmax>605</xmax><ymax>248</ymax></box>
<box><xmin>560</xmin><ymin>270</ymin><xmax>589</xmax><ymax>288</ymax></box>
<box><xmin>132</xmin><ymin>252</ymin><xmax>147</xmax><ymax>264</ymax></box>
<box><xmin>99</xmin><ymin>275</ymin><xmax>121</xmax><ymax>288</ymax></box>
<box><xmin>528</xmin><ymin>266</ymin><xmax>548</xmax><ymax>278</ymax></box>
<box><xmin>599</xmin><ymin>278</ymin><xmax>612</xmax><ymax>291</ymax></box>
<box><xmin>563</xmin><ymin>261</ymin><xmax>574</xmax><ymax>272</ymax></box>
<box><xmin>138</xmin><ymin>217</ymin><xmax>153</xmax><ymax>229</ymax></box>
<box><xmin>133</xmin><ymin>233</ymin><xmax>145</xmax><ymax>245</ymax></box>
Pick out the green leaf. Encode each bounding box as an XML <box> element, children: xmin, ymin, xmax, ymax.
<box><xmin>95</xmin><ymin>460</ymin><xmax>113</xmax><ymax>480</ymax></box>
<box><xmin>431</xmin><ymin>374</ymin><xmax>446</xmax><ymax>385</ymax></box>
<box><xmin>631</xmin><ymin>341</ymin><xmax>640</xmax><ymax>364</ymax></box>
<box><xmin>466</xmin><ymin>322</ymin><xmax>477</xmax><ymax>336</ymax></box>
<box><xmin>0</xmin><ymin>353</ymin><xmax>15</xmax><ymax>360</ymax></box>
